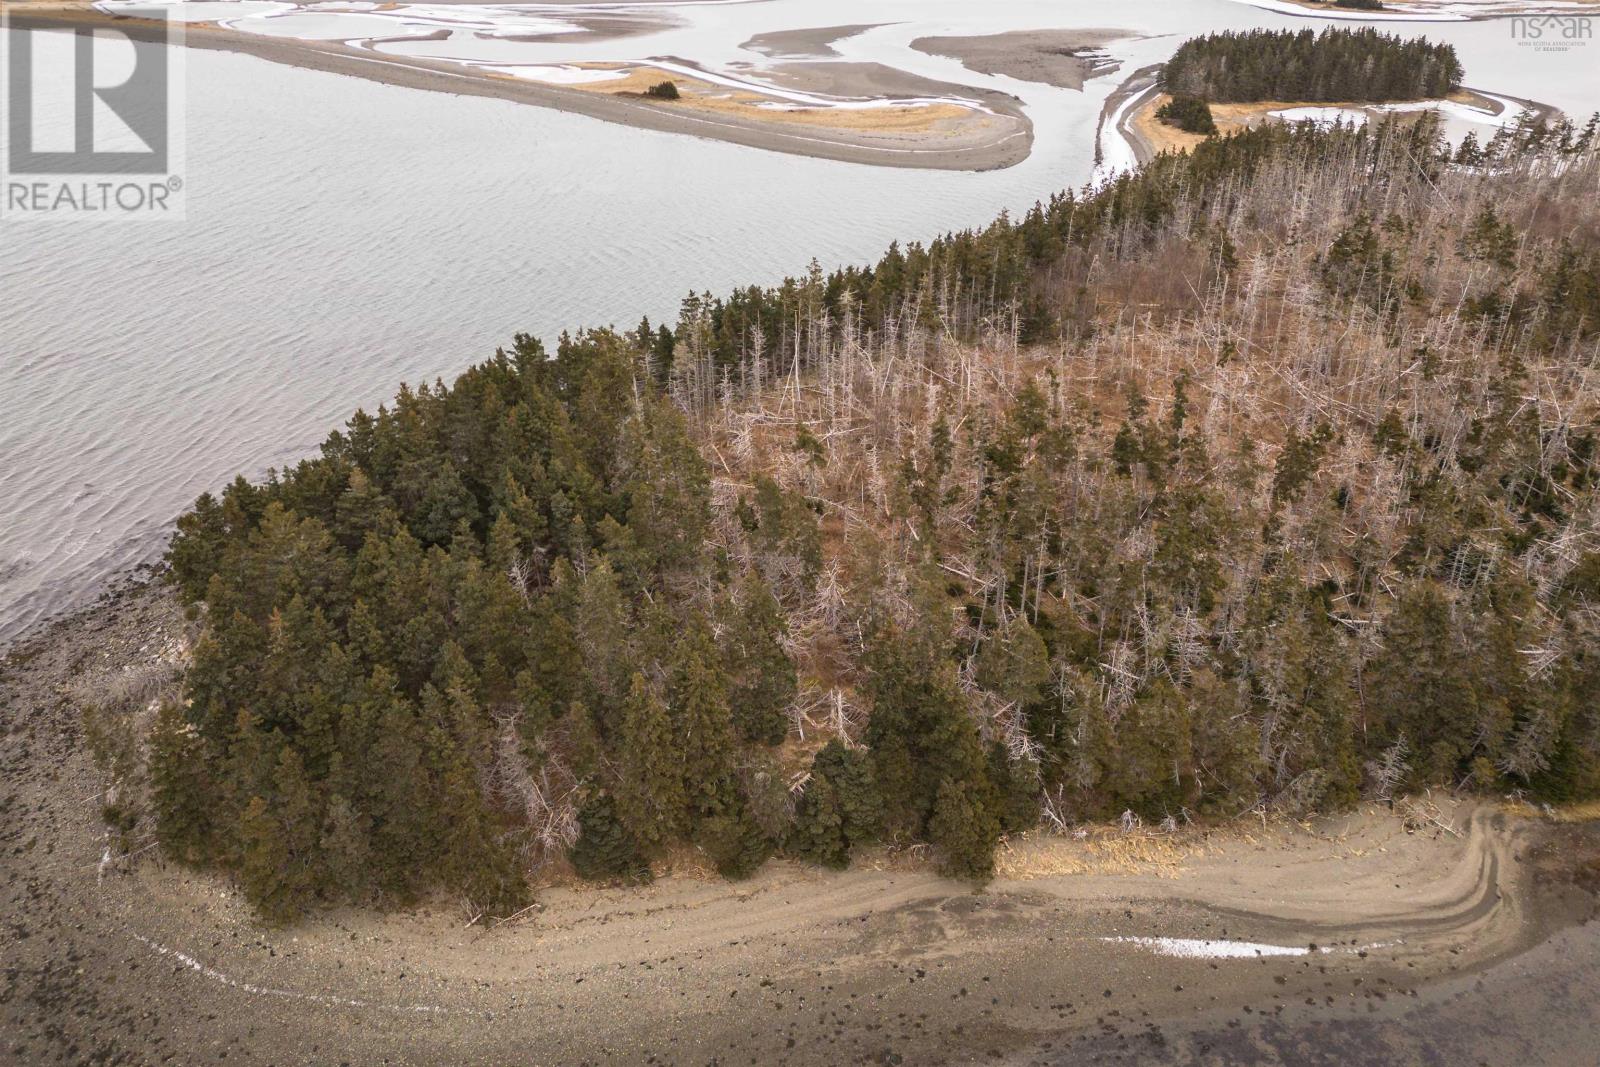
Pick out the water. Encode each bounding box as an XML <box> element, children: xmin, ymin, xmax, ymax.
<box><xmin>2</xmin><ymin>0</ymin><xmax>1595</xmax><ymax>644</ymax></box>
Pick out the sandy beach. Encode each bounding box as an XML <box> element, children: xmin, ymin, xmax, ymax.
<box><xmin>1229</xmin><ymin>0</ymin><xmax>1600</xmax><ymax>19</ymax></box>
<box><xmin>5</xmin><ymin>3</ymin><xmax>1033</xmax><ymax>172</ymax></box>
<box><xmin>741</xmin><ymin>23</ymin><xmax>884</xmax><ymax>59</ymax></box>
<box><xmin>3</xmin><ymin>579</ymin><xmax>1598</xmax><ymax>1065</ymax></box>
<box><xmin>1118</xmin><ymin>83</ymin><xmax>1560</xmax><ymax>166</ymax></box>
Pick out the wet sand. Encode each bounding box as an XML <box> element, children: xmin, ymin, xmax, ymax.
<box><xmin>6</xmin><ymin>5</ymin><xmax>1031</xmax><ymax>172</ymax></box>
<box><xmin>1230</xmin><ymin>0</ymin><xmax>1600</xmax><ymax>19</ymax></box>
<box><xmin>913</xmin><ymin>29</ymin><xmax>1128</xmax><ymax>91</ymax></box>
<box><xmin>1094</xmin><ymin>63</ymin><xmax>1163</xmax><ymax>174</ymax></box>
<box><xmin>4</xmin><ymin>580</ymin><xmax>1598</xmax><ymax>1065</ymax></box>
<box><xmin>742</xmin><ymin>23</ymin><xmax>882</xmax><ymax>59</ymax></box>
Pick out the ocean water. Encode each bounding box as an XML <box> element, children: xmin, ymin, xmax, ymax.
<box><xmin>2</xmin><ymin>0</ymin><xmax>1595</xmax><ymax>644</ymax></box>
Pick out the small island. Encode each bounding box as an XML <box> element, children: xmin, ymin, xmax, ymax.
<box><xmin>1119</xmin><ymin>28</ymin><xmax>1542</xmax><ymax>165</ymax></box>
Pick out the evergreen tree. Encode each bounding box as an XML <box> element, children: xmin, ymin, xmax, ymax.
<box><xmin>790</xmin><ymin>771</ymin><xmax>848</xmax><ymax>868</ymax></box>
<box><xmin>237</xmin><ymin>748</ymin><xmax>320</xmax><ymax>924</ymax></box>
<box><xmin>148</xmin><ymin>703</ymin><xmax>217</xmax><ymax>865</ymax></box>
<box><xmin>929</xmin><ymin>778</ymin><xmax>1000</xmax><ymax>883</ymax></box>
<box><xmin>695</xmin><ymin>801</ymin><xmax>772</xmax><ymax>880</ymax></box>
<box><xmin>570</xmin><ymin>792</ymin><xmax>651</xmax><ymax>884</ymax></box>
<box><xmin>725</xmin><ymin>575</ymin><xmax>796</xmax><ymax>746</ymax></box>
<box><xmin>986</xmin><ymin>742</ymin><xmax>1041</xmax><ymax>834</ymax></box>
<box><xmin>318</xmin><ymin>790</ymin><xmax>374</xmax><ymax>902</ymax></box>
<box><xmin>239</xmin><ymin>797</ymin><xmax>296</xmax><ymax>923</ymax></box>
<box><xmin>975</xmin><ymin>617</ymin><xmax>1051</xmax><ymax>709</ymax></box>
<box><xmin>742</xmin><ymin>475</ymin><xmax>822</xmax><ymax>592</ymax></box>
<box><xmin>812</xmin><ymin>740</ymin><xmax>883</xmax><ymax>847</ymax></box>
<box><xmin>669</xmin><ymin>622</ymin><xmax>739</xmax><ymax>820</ymax></box>
<box><xmin>437</xmin><ymin>758</ymin><xmax>529</xmax><ymax>916</ymax></box>
<box><xmin>1155</xmin><ymin>94</ymin><xmax>1217</xmax><ymax>135</ymax></box>
<box><xmin>615</xmin><ymin>673</ymin><xmax>687</xmax><ymax>850</ymax></box>
<box><xmin>1367</xmin><ymin>583</ymin><xmax>1479</xmax><ymax>785</ymax></box>
<box><xmin>790</xmin><ymin>741</ymin><xmax>883</xmax><ymax>868</ymax></box>
<box><xmin>864</xmin><ymin>615</ymin><xmax>998</xmax><ymax>854</ymax></box>
<box><xmin>573</xmin><ymin>560</ymin><xmax>633</xmax><ymax>736</ymax></box>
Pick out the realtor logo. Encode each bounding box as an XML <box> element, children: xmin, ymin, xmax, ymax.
<box><xmin>1511</xmin><ymin>16</ymin><xmax>1592</xmax><ymax>52</ymax></box>
<box><xmin>2</xmin><ymin>9</ymin><xmax>186</xmax><ymax>219</ymax></box>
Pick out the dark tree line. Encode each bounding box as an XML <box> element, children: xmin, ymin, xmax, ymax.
<box><xmin>1161</xmin><ymin>28</ymin><xmax>1463</xmax><ymax>104</ymax></box>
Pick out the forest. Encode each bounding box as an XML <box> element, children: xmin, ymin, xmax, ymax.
<box><xmin>85</xmin><ymin>108</ymin><xmax>1600</xmax><ymax>923</ymax></box>
<box><xmin>1161</xmin><ymin>28</ymin><xmax>1464</xmax><ymax>103</ymax></box>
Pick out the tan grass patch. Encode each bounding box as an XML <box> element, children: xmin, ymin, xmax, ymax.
<box><xmin>1130</xmin><ymin>95</ymin><xmax>1210</xmax><ymax>157</ymax></box>
<box><xmin>506</xmin><ymin>63</ymin><xmax>982</xmax><ymax>135</ymax></box>
<box><xmin>1133</xmin><ymin>92</ymin><xmax>1476</xmax><ymax>164</ymax></box>
<box><xmin>995</xmin><ymin>829</ymin><xmax>1198</xmax><ymax>879</ymax></box>
<box><xmin>1541</xmin><ymin>800</ymin><xmax>1600</xmax><ymax>824</ymax></box>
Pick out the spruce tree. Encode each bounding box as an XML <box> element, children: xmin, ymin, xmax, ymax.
<box><xmin>1367</xmin><ymin>582</ymin><xmax>1479</xmax><ymax>785</ymax></box>
<box><xmin>148</xmin><ymin>703</ymin><xmax>217</xmax><ymax>866</ymax></box>
<box><xmin>695</xmin><ymin>800</ymin><xmax>772</xmax><ymax>879</ymax></box>
<box><xmin>237</xmin><ymin>748</ymin><xmax>320</xmax><ymax>923</ymax></box>
<box><xmin>790</xmin><ymin>771</ymin><xmax>847</xmax><ymax>868</ymax></box>
<box><xmin>725</xmin><ymin>575</ymin><xmax>796</xmax><ymax>746</ymax></box>
<box><xmin>318</xmin><ymin>789</ymin><xmax>373</xmax><ymax>902</ymax></box>
<box><xmin>239</xmin><ymin>796</ymin><xmax>296</xmax><ymax>923</ymax></box>
<box><xmin>986</xmin><ymin>742</ymin><xmax>1041</xmax><ymax>834</ymax></box>
<box><xmin>864</xmin><ymin>620</ymin><xmax>996</xmax><ymax>841</ymax></box>
<box><xmin>574</xmin><ymin>560</ymin><xmax>633</xmax><ymax>736</ymax></box>
<box><xmin>669</xmin><ymin>622</ymin><xmax>738</xmax><ymax>821</ymax></box>
<box><xmin>812</xmin><ymin>739</ymin><xmax>883</xmax><ymax>847</ymax></box>
<box><xmin>570</xmin><ymin>791</ymin><xmax>651</xmax><ymax>884</ymax></box>
<box><xmin>437</xmin><ymin>757</ymin><xmax>529</xmax><ymax>915</ymax></box>
<box><xmin>615</xmin><ymin>672</ymin><xmax>687</xmax><ymax>850</ymax></box>
<box><xmin>929</xmin><ymin>778</ymin><xmax>1000</xmax><ymax>883</ymax></box>
<box><xmin>975</xmin><ymin>617</ymin><xmax>1051</xmax><ymax>709</ymax></box>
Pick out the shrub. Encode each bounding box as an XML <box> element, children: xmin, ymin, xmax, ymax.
<box><xmin>646</xmin><ymin>81</ymin><xmax>680</xmax><ymax>101</ymax></box>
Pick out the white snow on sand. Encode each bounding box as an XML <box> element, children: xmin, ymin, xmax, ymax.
<box><xmin>490</xmin><ymin>64</ymin><xmax>633</xmax><ymax>85</ymax></box>
<box><xmin>1272</xmin><ymin>105</ymin><xmax>1369</xmax><ymax>125</ymax></box>
<box><xmin>95</xmin><ymin>0</ymin><xmax>293</xmax><ymax>22</ymax></box>
<box><xmin>1104</xmin><ymin>936</ymin><xmax>1401</xmax><ymax>959</ymax></box>
<box><xmin>1103</xmin><ymin>936</ymin><xmax>1318</xmax><ymax>958</ymax></box>
<box><xmin>1092</xmin><ymin>87</ymin><xmax>1148</xmax><ymax>183</ymax></box>
<box><xmin>1221</xmin><ymin>0</ymin><xmax>1470</xmax><ymax>21</ymax></box>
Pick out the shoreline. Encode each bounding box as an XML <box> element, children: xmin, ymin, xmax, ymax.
<box><xmin>911</xmin><ymin>28</ymin><xmax>1129</xmax><ymax>92</ymax></box>
<box><xmin>3</xmin><ymin>581</ymin><xmax>1598</xmax><ymax>1064</ymax></box>
<box><xmin>6</xmin><ymin>8</ymin><xmax>1034</xmax><ymax>172</ymax></box>
<box><xmin>1099</xmin><ymin>65</ymin><xmax>1562</xmax><ymax>173</ymax></box>
<box><xmin>1093</xmin><ymin>63</ymin><xmax>1164</xmax><ymax>177</ymax></box>
<box><xmin>1224</xmin><ymin>0</ymin><xmax>1600</xmax><ymax>21</ymax></box>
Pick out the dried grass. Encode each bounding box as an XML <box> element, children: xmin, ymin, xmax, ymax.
<box><xmin>994</xmin><ymin>828</ymin><xmax>1199</xmax><ymax>880</ymax></box>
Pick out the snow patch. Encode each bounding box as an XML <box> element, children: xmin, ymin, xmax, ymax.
<box><xmin>1104</xmin><ymin>936</ymin><xmax>1316</xmax><ymax>958</ymax></box>
<box><xmin>1103</xmin><ymin>935</ymin><xmax>1400</xmax><ymax>959</ymax></box>
<box><xmin>490</xmin><ymin>64</ymin><xmax>633</xmax><ymax>85</ymax></box>
<box><xmin>130</xmin><ymin>932</ymin><xmax>458</xmax><ymax>1014</ymax></box>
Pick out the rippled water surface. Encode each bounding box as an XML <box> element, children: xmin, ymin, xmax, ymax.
<box><xmin>3</xmin><ymin>0</ymin><xmax>1595</xmax><ymax>643</ymax></box>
